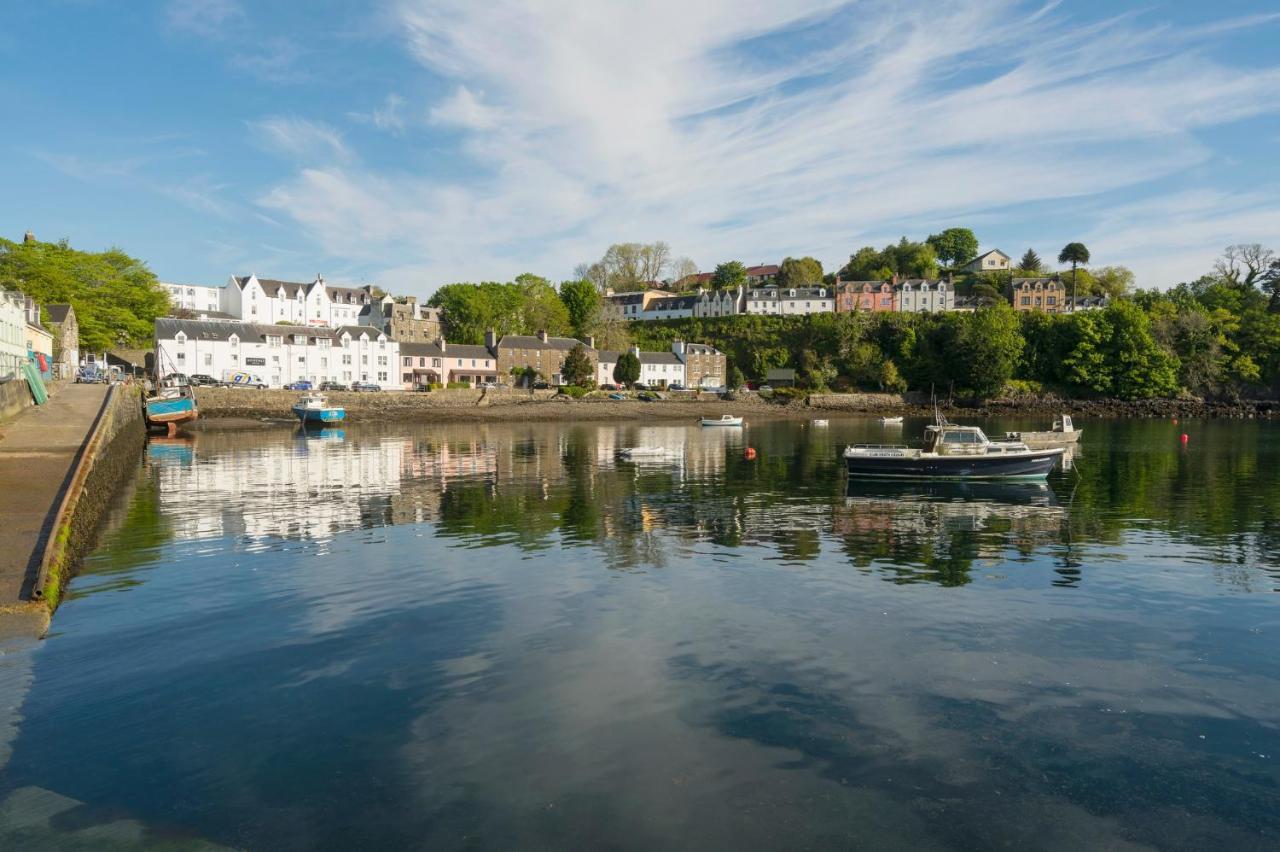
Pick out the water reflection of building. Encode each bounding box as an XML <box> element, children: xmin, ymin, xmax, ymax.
<box><xmin>155</xmin><ymin>433</ymin><xmax>404</xmax><ymax>542</ymax></box>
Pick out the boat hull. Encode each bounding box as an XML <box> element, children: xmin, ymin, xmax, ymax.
<box><xmin>145</xmin><ymin>396</ymin><xmax>198</xmax><ymax>426</ymax></box>
<box><xmin>845</xmin><ymin>448</ymin><xmax>1063</xmax><ymax>480</ymax></box>
<box><xmin>293</xmin><ymin>406</ymin><xmax>346</xmax><ymax>424</ymax></box>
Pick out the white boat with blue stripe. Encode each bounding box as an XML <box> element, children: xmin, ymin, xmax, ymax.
<box><xmin>292</xmin><ymin>393</ymin><xmax>346</xmax><ymax>425</ymax></box>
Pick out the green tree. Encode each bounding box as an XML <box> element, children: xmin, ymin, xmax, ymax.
<box><xmin>1259</xmin><ymin>259</ymin><xmax>1280</xmax><ymax>313</ymax></box>
<box><xmin>887</xmin><ymin>237</ymin><xmax>939</xmax><ymax>279</ymax></box>
<box><xmin>711</xmin><ymin>261</ymin><xmax>748</xmax><ymax>291</ymax></box>
<box><xmin>613</xmin><ymin>351</ymin><xmax>640</xmax><ymax>387</ymax></box>
<box><xmin>0</xmin><ymin>236</ymin><xmax>170</xmax><ymax>351</ymax></box>
<box><xmin>561</xmin><ymin>343</ymin><xmax>595</xmax><ymax>388</ymax></box>
<box><xmin>1058</xmin><ymin>242</ymin><xmax>1091</xmax><ymax>308</ymax></box>
<box><xmin>1019</xmin><ymin>249</ymin><xmax>1042</xmax><ymax>272</ymax></box>
<box><xmin>727</xmin><ymin>363</ymin><xmax>745</xmax><ymax>390</ymax></box>
<box><xmin>925</xmin><ymin>228</ymin><xmax>979</xmax><ymax>268</ymax></box>
<box><xmin>1090</xmin><ymin>266</ymin><xmax>1134</xmax><ymax>299</ymax></box>
<box><xmin>959</xmin><ymin>303</ymin><xmax>1024</xmax><ymax>398</ymax></box>
<box><xmin>839</xmin><ymin>246</ymin><xmax>893</xmax><ymax>282</ymax></box>
<box><xmin>559</xmin><ymin>278</ymin><xmax>600</xmax><ymax>337</ymax></box>
<box><xmin>1099</xmin><ymin>301</ymin><xmax>1178</xmax><ymax>399</ymax></box>
<box><xmin>777</xmin><ymin>256</ymin><xmax>824</xmax><ymax>288</ymax></box>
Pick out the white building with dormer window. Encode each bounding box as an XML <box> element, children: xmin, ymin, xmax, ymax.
<box><xmin>155</xmin><ymin>318</ymin><xmax>399</xmax><ymax>389</ymax></box>
<box><xmin>221</xmin><ymin>274</ymin><xmax>377</xmax><ymax>328</ymax></box>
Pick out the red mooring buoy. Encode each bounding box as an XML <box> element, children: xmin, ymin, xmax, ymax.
<box><xmin>1181</xmin><ymin>433</ymin><xmax>1189</xmax><ymax>445</ymax></box>
<box><xmin>744</xmin><ymin>447</ymin><xmax>757</xmax><ymax>460</ymax></box>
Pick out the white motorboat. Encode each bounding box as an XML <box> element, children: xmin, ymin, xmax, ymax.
<box><xmin>811</xmin><ymin>419</ymin><xmax>829</xmax><ymax>427</ymax></box>
<box><xmin>879</xmin><ymin>416</ymin><xmax>904</xmax><ymax>425</ymax></box>
<box><xmin>701</xmin><ymin>415</ymin><xmax>744</xmax><ymax>427</ymax></box>
<box><xmin>844</xmin><ymin>420</ymin><xmax>1063</xmax><ymax>480</ymax></box>
<box><xmin>1005</xmin><ymin>414</ymin><xmax>1082</xmax><ymax>447</ymax></box>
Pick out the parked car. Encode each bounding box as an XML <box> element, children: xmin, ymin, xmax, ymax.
<box><xmin>478</xmin><ymin>381</ymin><xmax>498</xmax><ymax>389</ymax></box>
<box><xmin>668</xmin><ymin>382</ymin><xmax>685</xmax><ymax>391</ymax></box>
<box><xmin>350</xmin><ymin>381</ymin><xmax>381</xmax><ymax>392</ymax></box>
<box><xmin>319</xmin><ymin>381</ymin><xmax>345</xmax><ymax>391</ymax></box>
<box><xmin>284</xmin><ymin>380</ymin><xmax>313</xmax><ymax>391</ymax></box>
<box><xmin>188</xmin><ymin>374</ymin><xmax>218</xmax><ymax>386</ymax></box>
<box><xmin>599</xmin><ymin>382</ymin><xmax>618</xmax><ymax>391</ymax></box>
<box><xmin>637</xmin><ymin>392</ymin><xmax>659</xmax><ymax>402</ymax></box>
<box><xmin>532</xmin><ymin>380</ymin><xmax>550</xmax><ymax>390</ymax></box>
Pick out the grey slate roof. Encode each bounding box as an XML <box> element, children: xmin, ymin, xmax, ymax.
<box><xmin>596</xmin><ymin>350</ymin><xmax>620</xmax><ymax>362</ymax></box>
<box><xmin>497</xmin><ymin>335</ymin><xmax>591</xmax><ymax>352</ymax></box>
<box><xmin>684</xmin><ymin>343</ymin><xmax>720</xmax><ymax>355</ymax></box>
<box><xmin>45</xmin><ymin>304</ymin><xmax>73</xmax><ymax>323</ymax></box>
<box><xmin>649</xmin><ymin>295</ymin><xmax>697</xmax><ymax>310</ymax></box>
<box><xmin>640</xmin><ymin>351</ymin><xmax>682</xmax><ymax>365</ymax></box>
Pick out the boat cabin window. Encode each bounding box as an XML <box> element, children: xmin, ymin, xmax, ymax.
<box><xmin>940</xmin><ymin>429</ymin><xmax>981</xmax><ymax>444</ymax></box>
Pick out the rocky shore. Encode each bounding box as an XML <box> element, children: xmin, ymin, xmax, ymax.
<box><xmin>190</xmin><ymin>386</ymin><xmax>1277</xmax><ymax>425</ymax></box>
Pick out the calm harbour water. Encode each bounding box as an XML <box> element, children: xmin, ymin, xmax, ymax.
<box><xmin>1</xmin><ymin>415</ymin><xmax>1278</xmax><ymax>850</ymax></box>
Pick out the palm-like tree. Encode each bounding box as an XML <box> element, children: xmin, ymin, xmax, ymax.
<box><xmin>1058</xmin><ymin>243</ymin><xmax>1090</xmax><ymax>311</ymax></box>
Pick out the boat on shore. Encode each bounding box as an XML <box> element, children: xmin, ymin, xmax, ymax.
<box><xmin>144</xmin><ymin>384</ymin><xmax>198</xmax><ymax>436</ymax></box>
<box><xmin>844</xmin><ymin>419</ymin><xmax>1063</xmax><ymax>480</ymax></box>
<box><xmin>701</xmin><ymin>415</ymin><xmax>743</xmax><ymax>427</ymax></box>
<box><xmin>1004</xmin><ymin>414</ymin><xmax>1082</xmax><ymax>447</ymax></box>
<box><xmin>292</xmin><ymin>393</ymin><xmax>346</xmax><ymax>424</ymax></box>
<box><xmin>879</xmin><ymin>416</ymin><xmax>904</xmax><ymax>425</ymax></box>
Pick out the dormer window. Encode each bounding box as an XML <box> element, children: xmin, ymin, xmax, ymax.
<box><xmin>229</xmin><ymin>335</ymin><xmax>239</xmax><ymax>347</ymax></box>
<box><xmin>175</xmin><ymin>331</ymin><xmax>187</xmax><ymax>343</ymax></box>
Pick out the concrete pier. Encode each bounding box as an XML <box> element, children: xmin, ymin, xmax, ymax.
<box><xmin>0</xmin><ymin>383</ymin><xmax>136</xmax><ymax>639</ymax></box>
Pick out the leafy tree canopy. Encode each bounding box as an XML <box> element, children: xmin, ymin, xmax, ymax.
<box><xmin>613</xmin><ymin>351</ymin><xmax>640</xmax><ymax>386</ymax></box>
<box><xmin>925</xmin><ymin>228</ymin><xmax>979</xmax><ymax>268</ymax></box>
<box><xmin>0</xmin><ymin>235</ymin><xmax>170</xmax><ymax>351</ymax></box>
<box><xmin>711</xmin><ymin>261</ymin><xmax>748</xmax><ymax>291</ymax></box>
<box><xmin>777</xmin><ymin>256</ymin><xmax>824</xmax><ymax>288</ymax></box>
<box><xmin>561</xmin><ymin>343</ymin><xmax>595</xmax><ymax>388</ymax></box>
<box><xmin>559</xmin><ymin>278</ymin><xmax>600</xmax><ymax>338</ymax></box>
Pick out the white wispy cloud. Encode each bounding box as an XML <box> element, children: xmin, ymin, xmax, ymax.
<box><xmin>248</xmin><ymin>116</ymin><xmax>353</xmax><ymax>164</ymax></box>
<box><xmin>164</xmin><ymin>0</ymin><xmax>244</xmax><ymax>38</ymax></box>
<box><xmin>349</xmin><ymin>93</ymin><xmax>408</xmax><ymax>133</ymax></box>
<box><xmin>255</xmin><ymin>0</ymin><xmax>1280</xmax><ymax>292</ymax></box>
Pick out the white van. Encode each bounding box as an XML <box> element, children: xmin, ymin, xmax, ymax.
<box><xmin>221</xmin><ymin>369</ymin><xmax>267</xmax><ymax>389</ymax></box>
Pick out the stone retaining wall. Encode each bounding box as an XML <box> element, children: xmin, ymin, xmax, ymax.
<box><xmin>0</xmin><ymin>378</ymin><xmax>36</xmax><ymax>422</ymax></box>
<box><xmin>35</xmin><ymin>385</ymin><xmax>145</xmax><ymax>605</ymax></box>
<box><xmin>194</xmin><ymin>386</ymin><xmax>563</xmax><ymax>419</ymax></box>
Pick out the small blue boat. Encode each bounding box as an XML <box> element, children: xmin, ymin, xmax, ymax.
<box><xmin>145</xmin><ymin>385</ymin><xmax>199</xmax><ymax>436</ymax></box>
<box><xmin>292</xmin><ymin>393</ymin><xmax>346</xmax><ymax>424</ymax></box>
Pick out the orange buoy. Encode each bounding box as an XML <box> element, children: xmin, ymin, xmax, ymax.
<box><xmin>1172</xmin><ymin>417</ymin><xmax>1178</xmax><ymax>425</ymax></box>
<box><xmin>744</xmin><ymin>447</ymin><xmax>757</xmax><ymax>460</ymax></box>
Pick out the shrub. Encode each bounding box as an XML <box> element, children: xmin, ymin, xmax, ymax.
<box><xmin>561</xmin><ymin>385</ymin><xmax>588</xmax><ymax>398</ymax></box>
<box><xmin>446</xmin><ymin>381</ymin><xmax>471</xmax><ymax>389</ymax></box>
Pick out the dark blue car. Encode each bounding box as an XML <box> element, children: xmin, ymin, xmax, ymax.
<box><xmin>285</xmin><ymin>380</ymin><xmax>313</xmax><ymax>391</ymax></box>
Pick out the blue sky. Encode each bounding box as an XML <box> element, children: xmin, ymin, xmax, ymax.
<box><xmin>3</xmin><ymin>1</ymin><xmax>1279</xmax><ymax>297</ymax></box>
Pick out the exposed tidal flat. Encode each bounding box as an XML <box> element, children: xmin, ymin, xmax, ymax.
<box><xmin>1</xmin><ymin>417</ymin><xmax>1278</xmax><ymax>849</ymax></box>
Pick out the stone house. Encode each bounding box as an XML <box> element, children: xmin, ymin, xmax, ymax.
<box><xmin>366</xmin><ymin>296</ymin><xmax>443</xmax><ymax>343</ymax></box>
<box><xmin>1009</xmin><ymin>277</ymin><xmax>1066</xmax><ymax>313</ymax></box>
<box><xmin>673</xmin><ymin>341</ymin><xmax>726</xmax><ymax>388</ymax></box>
<box><xmin>743</xmin><ymin>286</ymin><xmax>833</xmax><ymax>315</ymax></box>
<box><xmin>492</xmin><ymin>329</ymin><xmax>597</xmax><ymax>386</ymax></box>
<box><xmin>44</xmin><ymin>304</ymin><xmax>79</xmax><ymax>373</ymax></box>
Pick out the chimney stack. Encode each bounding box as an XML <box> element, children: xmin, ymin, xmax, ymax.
<box><xmin>23</xmin><ymin>230</ymin><xmax>35</xmax><ymax>244</ymax></box>
<box><xmin>537</xmin><ymin>329</ymin><xmax>548</xmax><ymax>343</ymax></box>
<box><xmin>437</xmin><ymin>336</ymin><xmax>447</xmax><ymax>353</ymax></box>
<box><xmin>585</xmin><ymin>335</ymin><xmax>595</xmax><ymax>349</ymax></box>
<box><xmin>671</xmin><ymin>339</ymin><xmax>686</xmax><ymax>359</ymax></box>
<box><xmin>484</xmin><ymin>328</ymin><xmax>497</xmax><ymax>350</ymax></box>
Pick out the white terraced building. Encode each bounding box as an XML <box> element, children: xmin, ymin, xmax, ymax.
<box><xmin>222</xmin><ymin>274</ymin><xmax>376</xmax><ymax>328</ymax></box>
<box><xmin>163</xmin><ymin>281</ymin><xmax>226</xmax><ymax>315</ymax></box>
<box><xmin>595</xmin><ymin>345</ymin><xmax>687</xmax><ymax>388</ymax></box>
<box><xmin>743</xmin><ymin>286</ymin><xmax>833</xmax><ymax>315</ymax></box>
<box><xmin>155</xmin><ymin>318</ymin><xmax>400</xmax><ymax>389</ymax></box>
